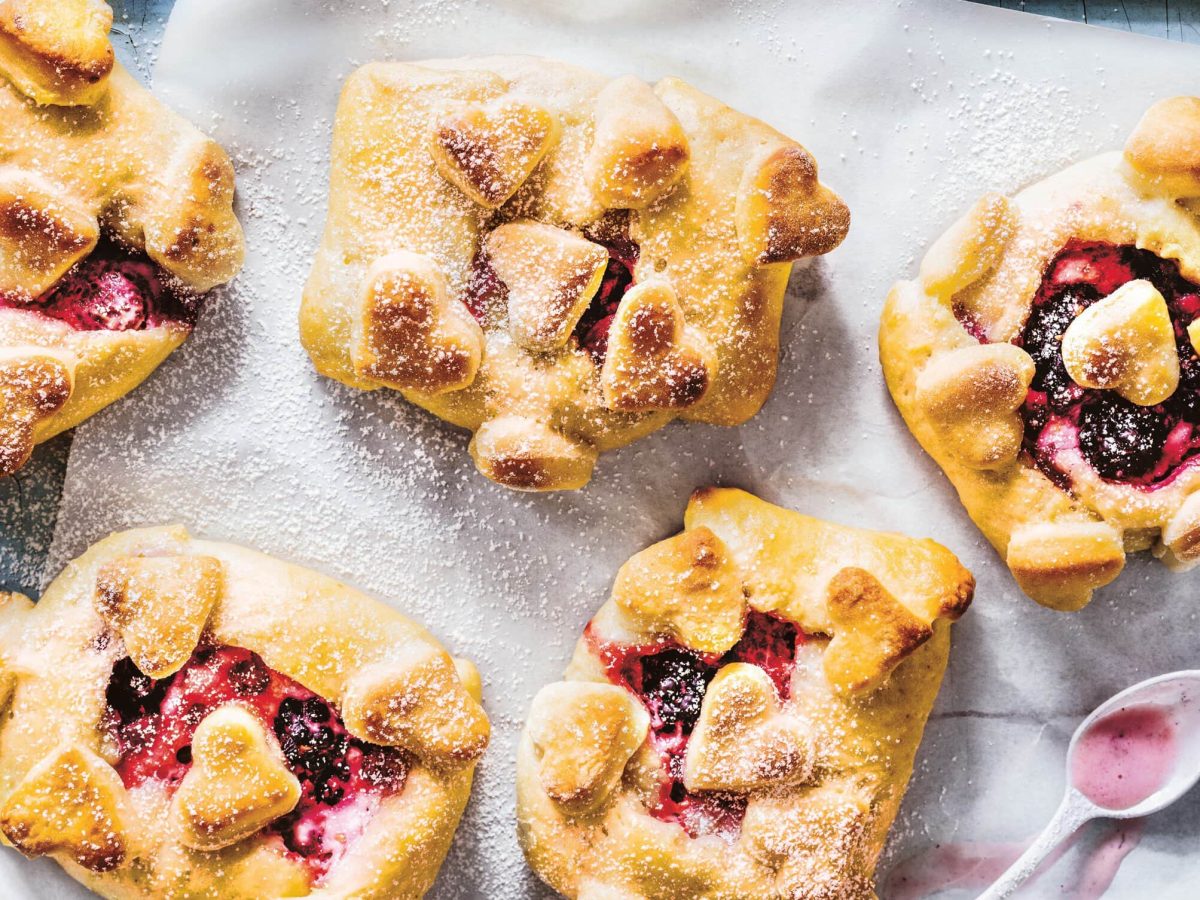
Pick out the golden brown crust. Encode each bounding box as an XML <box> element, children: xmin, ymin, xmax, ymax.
<box><xmin>171</xmin><ymin>706</ymin><xmax>302</xmax><ymax>852</ymax></box>
<box><xmin>0</xmin><ymin>746</ymin><xmax>127</xmax><ymax>873</ymax></box>
<box><xmin>0</xmin><ymin>11</ymin><xmax>244</xmax><ymax>478</ymax></box>
<box><xmin>0</xmin><ymin>348</ymin><xmax>73</xmax><ymax>477</ymax></box>
<box><xmin>301</xmin><ymin>56</ymin><xmax>849</xmax><ymax>491</ymax></box>
<box><xmin>880</xmin><ymin>98</ymin><xmax>1200</xmax><ymax>610</ymax></box>
<box><xmin>93</xmin><ymin>554</ymin><xmax>223</xmax><ymax>678</ymax></box>
<box><xmin>0</xmin><ymin>525</ymin><xmax>489</xmax><ymax>899</ymax></box>
<box><xmin>1125</xmin><ymin>96</ymin><xmax>1200</xmax><ymax>197</ymax></box>
<box><xmin>0</xmin><ymin>0</ymin><xmax>114</xmax><ymax>107</ymax></box>
<box><xmin>517</xmin><ymin>488</ymin><xmax>973</xmax><ymax>898</ymax></box>
<box><xmin>352</xmin><ymin>250</ymin><xmax>485</xmax><ymax>395</ymax></box>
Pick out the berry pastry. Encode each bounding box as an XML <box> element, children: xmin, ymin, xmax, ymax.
<box><xmin>301</xmin><ymin>56</ymin><xmax>849</xmax><ymax>491</ymax></box>
<box><xmin>0</xmin><ymin>0</ymin><xmax>244</xmax><ymax>479</ymax></box>
<box><xmin>517</xmin><ymin>487</ymin><xmax>973</xmax><ymax>898</ymax></box>
<box><xmin>881</xmin><ymin>98</ymin><xmax>1200</xmax><ymax>611</ymax></box>
<box><xmin>0</xmin><ymin>525</ymin><xmax>489</xmax><ymax>898</ymax></box>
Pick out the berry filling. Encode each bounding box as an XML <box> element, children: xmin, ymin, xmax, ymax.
<box><xmin>572</xmin><ymin>230</ymin><xmax>638</xmax><ymax>364</ymax></box>
<box><xmin>460</xmin><ymin>223</ymin><xmax>639</xmax><ymax>363</ymax></box>
<box><xmin>971</xmin><ymin>241</ymin><xmax>1200</xmax><ymax>489</ymax></box>
<box><xmin>588</xmin><ymin>611</ymin><xmax>802</xmax><ymax>840</ymax></box>
<box><xmin>0</xmin><ymin>241</ymin><xmax>194</xmax><ymax>331</ymax></box>
<box><xmin>104</xmin><ymin>646</ymin><xmax>408</xmax><ymax>881</ymax></box>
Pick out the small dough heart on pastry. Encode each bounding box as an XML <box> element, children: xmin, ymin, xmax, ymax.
<box><xmin>919</xmin><ymin>193</ymin><xmax>1016</xmax><ymax>299</ymax></box>
<box><xmin>1125</xmin><ymin>97</ymin><xmax>1200</xmax><ymax>198</ymax></box>
<box><xmin>683</xmin><ymin>663</ymin><xmax>813</xmax><ymax>793</ymax></box>
<box><xmin>736</xmin><ymin>143</ymin><xmax>851</xmax><ymax>263</ymax></box>
<box><xmin>584</xmin><ymin>75</ymin><xmax>690</xmax><ymax>209</ymax></box>
<box><xmin>351</xmin><ymin>250</ymin><xmax>484</xmax><ymax>395</ymax></box>
<box><xmin>171</xmin><ymin>705</ymin><xmax>301</xmax><ymax>852</ymax></box>
<box><xmin>527</xmin><ymin>682</ymin><xmax>649</xmax><ymax>814</ymax></box>
<box><xmin>486</xmin><ymin>221</ymin><xmax>608</xmax><ymax>352</ymax></box>
<box><xmin>0</xmin><ymin>746</ymin><xmax>128</xmax><ymax>872</ymax></box>
<box><xmin>614</xmin><ymin>525</ymin><xmax>744</xmax><ymax>652</ymax></box>
<box><xmin>0</xmin><ymin>0</ymin><xmax>115</xmax><ymax>106</ymax></box>
<box><xmin>915</xmin><ymin>343</ymin><xmax>1035</xmax><ymax>470</ymax></box>
<box><xmin>0</xmin><ymin>167</ymin><xmax>98</xmax><ymax>297</ymax></box>
<box><xmin>94</xmin><ymin>554</ymin><xmax>223</xmax><ymax>678</ymax></box>
<box><xmin>0</xmin><ymin>349</ymin><xmax>74</xmax><ymax>478</ymax></box>
<box><xmin>469</xmin><ymin>415</ymin><xmax>598</xmax><ymax>492</ymax></box>
<box><xmin>341</xmin><ymin>644</ymin><xmax>490</xmax><ymax>770</ymax></box>
<box><xmin>599</xmin><ymin>280</ymin><xmax>715</xmax><ymax>412</ymax></box>
<box><xmin>823</xmin><ymin>567</ymin><xmax>932</xmax><ymax>694</ymax></box>
<box><xmin>1061</xmin><ymin>279</ymin><xmax>1179</xmax><ymax>407</ymax></box>
<box><xmin>430</xmin><ymin>100</ymin><xmax>560</xmax><ymax>209</ymax></box>
<box><xmin>1006</xmin><ymin>521</ymin><xmax>1125</xmax><ymax>611</ymax></box>
<box><xmin>1159</xmin><ymin>492</ymin><xmax>1200</xmax><ymax>570</ymax></box>
<box><xmin>610</xmin><ymin>525</ymin><xmax>745</xmax><ymax>654</ymax></box>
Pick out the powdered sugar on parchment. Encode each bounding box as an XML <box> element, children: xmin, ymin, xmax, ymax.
<box><xmin>16</xmin><ymin>1</ymin><xmax>1200</xmax><ymax>899</ymax></box>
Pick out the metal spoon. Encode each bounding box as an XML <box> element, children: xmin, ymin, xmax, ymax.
<box><xmin>979</xmin><ymin>670</ymin><xmax>1200</xmax><ymax>899</ymax></box>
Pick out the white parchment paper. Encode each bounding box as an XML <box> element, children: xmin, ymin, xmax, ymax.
<box><xmin>12</xmin><ymin>1</ymin><xmax>1200</xmax><ymax>897</ymax></box>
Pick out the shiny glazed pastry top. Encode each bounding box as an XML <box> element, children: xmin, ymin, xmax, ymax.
<box><xmin>302</xmin><ymin>55</ymin><xmax>849</xmax><ymax>492</ymax></box>
<box><xmin>881</xmin><ymin>97</ymin><xmax>1200</xmax><ymax>610</ymax></box>
<box><xmin>0</xmin><ymin>525</ymin><xmax>489</xmax><ymax>899</ymax></box>
<box><xmin>517</xmin><ymin>488</ymin><xmax>973</xmax><ymax>898</ymax></box>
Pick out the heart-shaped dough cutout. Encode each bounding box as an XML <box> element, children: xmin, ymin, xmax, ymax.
<box><xmin>469</xmin><ymin>414</ymin><xmax>598</xmax><ymax>492</ymax></box>
<box><xmin>1125</xmin><ymin>97</ymin><xmax>1200</xmax><ymax>199</ymax></box>
<box><xmin>341</xmin><ymin>643</ymin><xmax>490</xmax><ymax>770</ymax></box>
<box><xmin>599</xmin><ymin>280</ymin><xmax>715</xmax><ymax>412</ymax></box>
<box><xmin>486</xmin><ymin>221</ymin><xmax>608</xmax><ymax>352</ymax></box>
<box><xmin>0</xmin><ymin>349</ymin><xmax>74</xmax><ymax>478</ymax></box>
<box><xmin>610</xmin><ymin>526</ymin><xmax>746</xmax><ymax>654</ymax></box>
<box><xmin>527</xmin><ymin>682</ymin><xmax>649</xmax><ymax>814</ymax></box>
<box><xmin>0</xmin><ymin>746</ymin><xmax>127</xmax><ymax>872</ymax></box>
<box><xmin>1006</xmin><ymin>521</ymin><xmax>1125</xmax><ymax>611</ymax></box>
<box><xmin>430</xmin><ymin>100</ymin><xmax>559</xmax><ymax>209</ymax></box>
<box><xmin>172</xmin><ymin>705</ymin><xmax>301</xmax><ymax>852</ymax></box>
<box><xmin>683</xmin><ymin>663</ymin><xmax>813</xmax><ymax>793</ymax></box>
<box><xmin>735</xmin><ymin>144</ymin><xmax>850</xmax><ymax>264</ymax></box>
<box><xmin>915</xmin><ymin>343</ymin><xmax>1035</xmax><ymax>470</ymax></box>
<box><xmin>94</xmin><ymin>554</ymin><xmax>223</xmax><ymax>678</ymax></box>
<box><xmin>584</xmin><ymin>75</ymin><xmax>690</xmax><ymax>210</ymax></box>
<box><xmin>0</xmin><ymin>0</ymin><xmax>115</xmax><ymax>106</ymax></box>
<box><xmin>1061</xmin><ymin>279</ymin><xmax>1180</xmax><ymax>406</ymax></box>
<box><xmin>919</xmin><ymin>192</ymin><xmax>1016</xmax><ymax>299</ymax></box>
<box><xmin>351</xmin><ymin>250</ymin><xmax>484</xmax><ymax>395</ymax></box>
<box><xmin>0</xmin><ymin>167</ymin><xmax>98</xmax><ymax>297</ymax></box>
<box><xmin>823</xmin><ymin>567</ymin><xmax>932</xmax><ymax>694</ymax></box>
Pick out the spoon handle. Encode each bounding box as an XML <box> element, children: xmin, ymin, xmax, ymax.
<box><xmin>977</xmin><ymin>791</ymin><xmax>1095</xmax><ymax>900</ymax></box>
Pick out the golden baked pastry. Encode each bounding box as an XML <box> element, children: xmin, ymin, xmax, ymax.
<box><xmin>881</xmin><ymin>97</ymin><xmax>1200</xmax><ymax>611</ymax></box>
<box><xmin>0</xmin><ymin>0</ymin><xmax>244</xmax><ymax>479</ymax></box>
<box><xmin>301</xmin><ymin>56</ymin><xmax>849</xmax><ymax>491</ymax></box>
<box><xmin>0</xmin><ymin>525</ymin><xmax>489</xmax><ymax>898</ymax></box>
<box><xmin>517</xmin><ymin>488</ymin><xmax>973</xmax><ymax>898</ymax></box>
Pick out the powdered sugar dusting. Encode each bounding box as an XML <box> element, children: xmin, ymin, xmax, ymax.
<box><xmin>18</xmin><ymin>1</ymin><xmax>1200</xmax><ymax>898</ymax></box>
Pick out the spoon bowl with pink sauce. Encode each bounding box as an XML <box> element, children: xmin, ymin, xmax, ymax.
<box><xmin>979</xmin><ymin>670</ymin><xmax>1200</xmax><ymax>899</ymax></box>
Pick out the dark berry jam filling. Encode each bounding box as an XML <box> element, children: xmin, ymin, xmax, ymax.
<box><xmin>588</xmin><ymin>610</ymin><xmax>801</xmax><ymax>840</ymax></box>
<box><xmin>0</xmin><ymin>241</ymin><xmax>195</xmax><ymax>331</ymax></box>
<box><xmin>572</xmin><ymin>234</ymin><xmax>638</xmax><ymax>364</ymax></box>
<box><xmin>1007</xmin><ymin>241</ymin><xmax>1200</xmax><ymax>488</ymax></box>
<box><xmin>104</xmin><ymin>646</ymin><xmax>408</xmax><ymax>880</ymax></box>
<box><xmin>460</xmin><ymin>222</ymin><xmax>638</xmax><ymax>363</ymax></box>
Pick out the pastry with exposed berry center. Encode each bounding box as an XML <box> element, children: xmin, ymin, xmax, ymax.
<box><xmin>301</xmin><ymin>56</ymin><xmax>849</xmax><ymax>491</ymax></box>
<box><xmin>881</xmin><ymin>97</ymin><xmax>1200</xmax><ymax>610</ymax></box>
<box><xmin>0</xmin><ymin>0</ymin><xmax>244</xmax><ymax>479</ymax></box>
<box><xmin>517</xmin><ymin>487</ymin><xmax>973</xmax><ymax>898</ymax></box>
<box><xmin>0</xmin><ymin>525</ymin><xmax>489</xmax><ymax>899</ymax></box>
